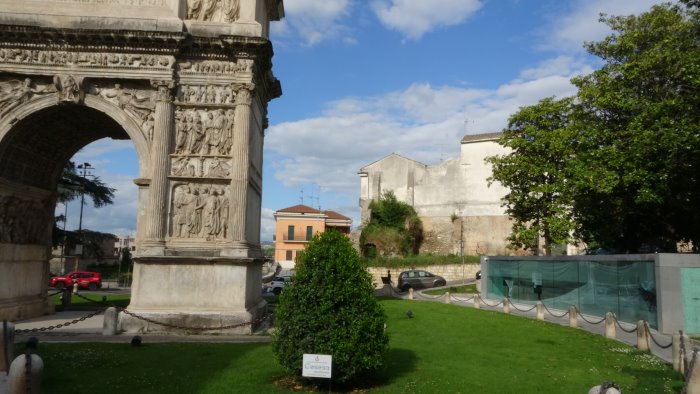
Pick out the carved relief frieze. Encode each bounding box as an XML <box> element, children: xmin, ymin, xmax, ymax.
<box><xmin>171</xmin><ymin>156</ymin><xmax>232</xmax><ymax>178</ymax></box>
<box><xmin>0</xmin><ymin>49</ymin><xmax>174</xmax><ymax>70</ymax></box>
<box><xmin>174</xmin><ymin>107</ymin><xmax>234</xmax><ymax>156</ymax></box>
<box><xmin>88</xmin><ymin>82</ymin><xmax>155</xmax><ymax>123</ymax></box>
<box><xmin>0</xmin><ymin>77</ymin><xmax>56</xmax><ymax>118</ymax></box>
<box><xmin>0</xmin><ymin>195</ymin><xmax>51</xmax><ymax>244</ymax></box>
<box><xmin>178</xmin><ymin>59</ymin><xmax>252</xmax><ymax>75</ymax></box>
<box><xmin>176</xmin><ymin>84</ymin><xmax>237</xmax><ymax>105</ymax></box>
<box><xmin>170</xmin><ymin>183</ymin><xmax>230</xmax><ymax>241</ymax></box>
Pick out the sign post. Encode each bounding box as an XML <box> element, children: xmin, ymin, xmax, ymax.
<box><xmin>303</xmin><ymin>354</ymin><xmax>332</xmax><ymax>391</ymax></box>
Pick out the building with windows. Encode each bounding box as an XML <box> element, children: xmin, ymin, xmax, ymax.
<box><xmin>273</xmin><ymin>204</ymin><xmax>352</xmax><ymax>268</ymax></box>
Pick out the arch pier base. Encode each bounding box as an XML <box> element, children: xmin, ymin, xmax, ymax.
<box><xmin>119</xmin><ymin>256</ymin><xmax>266</xmax><ymax>334</ymax></box>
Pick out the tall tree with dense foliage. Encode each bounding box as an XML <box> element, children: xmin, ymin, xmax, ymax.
<box><xmin>490</xmin><ymin>2</ymin><xmax>700</xmax><ymax>253</ymax></box>
<box><xmin>359</xmin><ymin>191</ymin><xmax>423</xmax><ymax>256</ymax></box>
<box><xmin>487</xmin><ymin>97</ymin><xmax>578</xmax><ymax>255</ymax></box>
<box><xmin>273</xmin><ymin>229</ymin><xmax>389</xmax><ymax>384</ymax></box>
<box><xmin>570</xmin><ymin>1</ymin><xmax>700</xmax><ymax>252</ymax></box>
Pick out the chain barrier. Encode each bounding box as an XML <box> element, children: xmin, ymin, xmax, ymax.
<box><xmin>476</xmin><ymin>294</ymin><xmax>503</xmax><ymax>308</ymax></box>
<box><xmin>414</xmin><ymin>291</ymin><xmax>444</xmax><ymax>300</ymax></box>
<box><xmin>47</xmin><ymin>290</ymin><xmax>63</xmax><ymax>297</ymax></box>
<box><xmin>507</xmin><ymin>299</ymin><xmax>537</xmax><ymax>313</ymax></box>
<box><xmin>119</xmin><ymin>309</ymin><xmax>272</xmax><ymax>331</ymax></box>
<box><xmin>611</xmin><ymin>314</ymin><xmax>638</xmax><ymax>334</ymax></box>
<box><xmin>574</xmin><ymin>307</ymin><xmax>606</xmax><ymax>325</ymax></box>
<box><xmin>15</xmin><ymin>308</ymin><xmax>106</xmax><ymax>334</ymax></box>
<box><xmin>643</xmin><ymin>321</ymin><xmax>672</xmax><ymax>349</ymax></box>
<box><xmin>449</xmin><ymin>294</ymin><xmax>475</xmax><ymax>303</ymax></box>
<box><xmin>25</xmin><ymin>351</ymin><xmax>31</xmax><ymax>394</ymax></box>
<box><xmin>541</xmin><ymin>302</ymin><xmax>570</xmax><ymax>318</ymax></box>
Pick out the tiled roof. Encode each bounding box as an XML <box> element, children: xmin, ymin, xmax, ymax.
<box><xmin>323</xmin><ymin>210</ymin><xmax>351</xmax><ymax>220</ymax></box>
<box><xmin>460</xmin><ymin>132</ymin><xmax>502</xmax><ymax>143</ymax></box>
<box><xmin>277</xmin><ymin>204</ymin><xmax>322</xmax><ymax>214</ymax></box>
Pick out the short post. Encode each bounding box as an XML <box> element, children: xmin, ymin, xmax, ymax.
<box><xmin>568</xmin><ymin>306</ymin><xmax>577</xmax><ymax>328</ymax></box>
<box><xmin>444</xmin><ymin>292</ymin><xmax>451</xmax><ymax>304</ymax></box>
<box><xmin>102</xmin><ymin>307</ymin><xmax>119</xmax><ymax>336</ymax></box>
<box><xmin>536</xmin><ymin>301</ymin><xmax>544</xmax><ymax>321</ymax></box>
<box><xmin>1</xmin><ymin>321</ymin><xmax>14</xmax><ymax>373</ymax></box>
<box><xmin>672</xmin><ymin>332</ymin><xmax>682</xmax><ymax>372</ymax></box>
<box><xmin>636</xmin><ymin>320</ymin><xmax>650</xmax><ymax>352</ymax></box>
<box><xmin>605</xmin><ymin>312</ymin><xmax>616</xmax><ymax>339</ymax></box>
<box><xmin>503</xmin><ymin>298</ymin><xmax>510</xmax><ymax>314</ymax></box>
<box><xmin>72</xmin><ymin>281</ymin><xmax>78</xmax><ymax>294</ymax></box>
<box><xmin>8</xmin><ymin>354</ymin><xmax>43</xmax><ymax>394</ymax></box>
<box><xmin>684</xmin><ymin>348</ymin><xmax>700</xmax><ymax>394</ymax></box>
<box><xmin>473</xmin><ymin>295</ymin><xmax>480</xmax><ymax>309</ymax></box>
<box><xmin>61</xmin><ymin>287</ymin><xmax>72</xmax><ymax>309</ymax></box>
<box><xmin>408</xmin><ymin>288</ymin><xmax>414</xmax><ymax>300</ymax></box>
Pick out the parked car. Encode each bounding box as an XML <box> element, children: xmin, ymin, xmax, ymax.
<box><xmin>49</xmin><ymin>271</ymin><xmax>102</xmax><ymax>291</ymax></box>
<box><xmin>397</xmin><ymin>270</ymin><xmax>446</xmax><ymax>292</ymax></box>
<box><xmin>265</xmin><ymin>275</ymin><xmax>293</xmax><ymax>295</ymax></box>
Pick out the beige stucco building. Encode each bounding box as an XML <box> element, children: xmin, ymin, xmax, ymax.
<box><xmin>273</xmin><ymin>204</ymin><xmax>351</xmax><ymax>269</ymax></box>
<box><xmin>359</xmin><ymin>132</ymin><xmax>513</xmax><ymax>256</ymax></box>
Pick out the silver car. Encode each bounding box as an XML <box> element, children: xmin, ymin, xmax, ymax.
<box><xmin>398</xmin><ymin>270</ymin><xmax>446</xmax><ymax>292</ymax></box>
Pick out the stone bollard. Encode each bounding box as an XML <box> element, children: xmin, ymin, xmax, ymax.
<box><xmin>568</xmin><ymin>306</ymin><xmax>577</xmax><ymax>328</ymax></box>
<box><xmin>473</xmin><ymin>296</ymin><xmax>480</xmax><ymax>309</ymax></box>
<box><xmin>8</xmin><ymin>354</ymin><xmax>43</xmax><ymax>394</ymax></box>
<box><xmin>503</xmin><ymin>298</ymin><xmax>510</xmax><ymax>314</ymax></box>
<box><xmin>1</xmin><ymin>321</ymin><xmax>15</xmax><ymax>373</ymax></box>
<box><xmin>605</xmin><ymin>312</ymin><xmax>616</xmax><ymax>339</ymax></box>
<box><xmin>444</xmin><ymin>292</ymin><xmax>451</xmax><ymax>304</ymax></box>
<box><xmin>684</xmin><ymin>348</ymin><xmax>700</xmax><ymax>394</ymax></box>
<box><xmin>72</xmin><ymin>281</ymin><xmax>79</xmax><ymax>294</ymax></box>
<box><xmin>61</xmin><ymin>287</ymin><xmax>72</xmax><ymax>309</ymax></box>
<box><xmin>636</xmin><ymin>320</ymin><xmax>650</xmax><ymax>352</ymax></box>
<box><xmin>103</xmin><ymin>307</ymin><xmax>119</xmax><ymax>336</ymax></box>
<box><xmin>408</xmin><ymin>288</ymin><xmax>414</xmax><ymax>300</ymax></box>
<box><xmin>536</xmin><ymin>301</ymin><xmax>544</xmax><ymax>321</ymax></box>
<box><xmin>673</xmin><ymin>332</ymin><xmax>682</xmax><ymax>372</ymax></box>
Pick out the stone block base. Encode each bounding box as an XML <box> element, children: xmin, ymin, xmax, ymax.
<box><xmin>118</xmin><ymin>299</ymin><xmax>268</xmax><ymax>335</ymax></box>
<box><xmin>0</xmin><ymin>296</ymin><xmax>51</xmax><ymax>322</ymax></box>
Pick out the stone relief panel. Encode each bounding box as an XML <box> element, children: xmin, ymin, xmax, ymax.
<box><xmin>176</xmin><ymin>83</ymin><xmax>237</xmax><ymax>105</ymax></box>
<box><xmin>187</xmin><ymin>0</ymin><xmax>240</xmax><ymax>22</ymax></box>
<box><xmin>171</xmin><ymin>156</ymin><xmax>231</xmax><ymax>178</ymax></box>
<box><xmin>0</xmin><ymin>77</ymin><xmax>55</xmax><ymax>118</ymax></box>
<box><xmin>170</xmin><ymin>183</ymin><xmax>230</xmax><ymax>241</ymax></box>
<box><xmin>173</xmin><ymin>107</ymin><xmax>234</xmax><ymax>157</ymax></box>
<box><xmin>85</xmin><ymin>82</ymin><xmax>156</xmax><ymax>141</ymax></box>
<box><xmin>0</xmin><ymin>49</ymin><xmax>174</xmax><ymax>70</ymax></box>
<box><xmin>0</xmin><ymin>195</ymin><xmax>51</xmax><ymax>244</ymax></box>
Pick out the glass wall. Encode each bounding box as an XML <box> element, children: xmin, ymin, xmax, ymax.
<box><xmin>485</xmin><ymin>258</ymin><xmax>657</xmax><ymax>328</ymax></box>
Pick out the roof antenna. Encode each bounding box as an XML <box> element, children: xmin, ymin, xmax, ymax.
<box><xmin>300</xmin><ymin>186</ymin><xmax>304</xmax><ymax>205</ymax></box>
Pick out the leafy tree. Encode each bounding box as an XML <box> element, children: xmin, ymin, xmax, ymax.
<box><xmin>273</xmin><ymin>229</ymin><xmax>389</xmax><ymax>384</ymax></box>
<box><xmin>487</xmin><ymin>97</ymin><xmax>579</xmax><ymax>255</ymax></box>
<box><xmin>57</xmin><ymin>161</ymin><xmax>115</xmax><ymax>207</ymax></box>
<box><xmin>569</xmin><ymin>2</ymin><xmax>700</xmax><ymax>252</ymax></box>
<box><xmin>360</xmin><ymin>191</ymin><xmax>423</xmax><ymax>256</ymax></box>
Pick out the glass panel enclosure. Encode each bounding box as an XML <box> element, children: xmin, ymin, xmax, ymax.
<box><xmin>485</xmin><ymin>258</ymin><xmax>657</xmax><ymax>328</ymax></box>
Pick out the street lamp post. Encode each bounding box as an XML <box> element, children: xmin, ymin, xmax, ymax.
<box><xmin>75</xmin><ymin>162</ymin><xmax>94</xmax><ymax>271</ymax></box>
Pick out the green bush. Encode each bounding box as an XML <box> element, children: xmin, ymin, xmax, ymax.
<box><xmin>272</xmin><ymin>229</ymin><xmax>389</xmax><ymax>384</ymax></box>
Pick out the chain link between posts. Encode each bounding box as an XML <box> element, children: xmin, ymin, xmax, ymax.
<box><xmin>449</xmin><ymin>294</ymin><xmax>475</xmax><ymax>303</ymax></box>
<box><xmin>611</xmin><ymin>313</ymin><xmax>638</xmax><ymax>334</ymax></box>
<box><xmin>643</xmin><ymin>321</ymin><xmax>672</xmax><ymax>349</ymax></box>
<box><xmin>476</xmin><ymin>294</ymin><xmax>503</xmax><ymax>308</ymax></box>
<box><xmin>541</xmin><ymin>302</ymin><xmax>570</xmax><ymax>318</ymax></box>
<box><xmin>507</xmin><ymin>298</ymin><xmax>538</xmax><ymax>313</ymax></box>
<box><xmin>574</xmin><ymin>306</ymin><xmax>607</xmax><ymax>325</ymax></box>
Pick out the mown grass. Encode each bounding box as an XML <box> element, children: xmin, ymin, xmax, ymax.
<box><xmin>23</xmin><ymin>299</ymin><xmax>682</xmax><ymax>393</ymax></box>
<box><xmin>49</xmin><ymin>292</ymin><xmax>131</xmax><ymax>311</ymax></box>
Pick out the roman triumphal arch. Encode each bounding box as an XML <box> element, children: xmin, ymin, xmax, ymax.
<box><xmin>0</xmin><ymin>0</ymin><xmax>284</xmax><ymax>333</ymax></box>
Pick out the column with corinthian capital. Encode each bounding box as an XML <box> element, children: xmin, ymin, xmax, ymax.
<box><xmin>142</xmin><ymin>81</ymin><xmax>174</xmax><ymax>253</ymax></box>
<box><xmin>227</xmin><ymin>84</ymin><xmax>254</xmax><ymax>249</ymax></box>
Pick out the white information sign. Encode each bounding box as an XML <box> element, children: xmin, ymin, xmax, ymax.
<box><xmin>302</xmin><ymin>354</ymin><xmax>332</xmax><ymax>379</ymax></box>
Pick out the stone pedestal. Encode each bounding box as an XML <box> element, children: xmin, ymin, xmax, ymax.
<box><xmin>119</xmin><ymin>256</ymin><xmax>267</xmax><ymax>334</ymax></box>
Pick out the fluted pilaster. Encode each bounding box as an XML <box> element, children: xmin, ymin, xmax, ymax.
<box><xmin>229</xmin><ymin>84</ymin><xmax>253</xmax><ymax>242</ymax></box>
<box><xmin>144</xmin><ymin>81</ymin><xmax>174</xmax><ymax>246</ymax></box>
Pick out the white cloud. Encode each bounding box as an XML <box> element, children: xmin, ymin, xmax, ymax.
<box><xmin>260</xmin><ymin>208</ymin><xmax>277</xmax><ymax>242</ymax></box>
<box><xmin>543</xmin><ymin>0</ymin><xmax>668</xmax><ymax>52</ymax></box>
<box><xmin>371</xmin><ymin>0</ymin><xmax>482</xmax><ymax>40</ymax></box>
<box><xmin>265</xmin><ymin>55</ymin><xmax>585</xmax><ymax>208</ymax></box>
<box><xmin>272</xmin><ymin>0</ymin><xmax>352</xmax><ymax>46</ymax></box>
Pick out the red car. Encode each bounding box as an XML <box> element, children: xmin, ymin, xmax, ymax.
<box><xmin>49</xmin><ymin>271</ymin><xmax>102</xmax><ymax>291</ymax></box>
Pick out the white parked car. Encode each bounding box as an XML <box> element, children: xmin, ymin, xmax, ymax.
<box><xmin>265</xmin><ymin>275</ymin><xmax>293</xmax><ymax>295</ymax></box>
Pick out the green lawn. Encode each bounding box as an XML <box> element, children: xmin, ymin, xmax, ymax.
<box><xmin>50</xmin><ymin>292</ymin><xmax>131</xmax><ymax>311</ymax></box>
<box><xmin>23</xmin><ymin>299</ymin><xmax>682</xmax><ymax>393</ymax></box>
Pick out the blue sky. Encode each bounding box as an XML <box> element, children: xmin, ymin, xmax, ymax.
<box><xmin>62</xmin><ymin>0</ymin><xmax>667</xmax><ymax>241</ymax></box>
